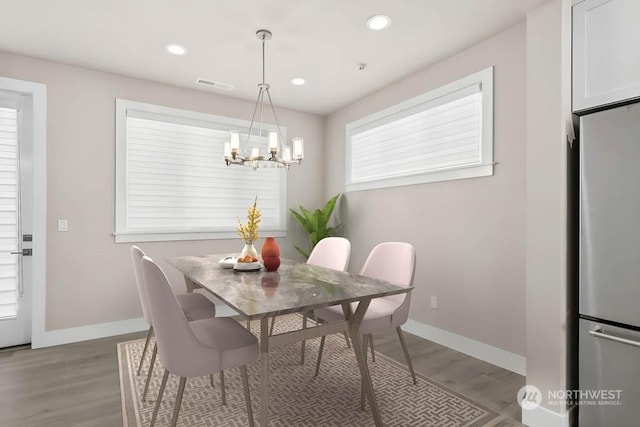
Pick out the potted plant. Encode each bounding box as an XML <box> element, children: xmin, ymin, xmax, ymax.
<box><xmin>290</xmin><ymin>194</ymin><xmax>342</xmax><ymax>258</ymax></box>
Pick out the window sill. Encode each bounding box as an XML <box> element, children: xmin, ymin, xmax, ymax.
<box><xmin>114</xmin><ymin>229</ymin><xmax>287</xmax><ymax>243</ymax></box>
<box><xmin>346</xmin><ymin>163</ymin><xmax>494</xmax><ymax>192</ymax></box>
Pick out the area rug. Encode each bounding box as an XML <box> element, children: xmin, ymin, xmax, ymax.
<box><xmin>118</xmin><ymin>314</ymin><xmax>499</xmax><ymax>426</ymax></box>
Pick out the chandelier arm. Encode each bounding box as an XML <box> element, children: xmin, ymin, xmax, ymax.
<box><xmin>246</xmin><ymin>85</ymin><xmax>265</xmax><ymax>146</ymax></box>
<box><xmin>258</xmin><ymin>87</ymin><xmax>265</xmax><ymax>150</ymax></box>
<box><xmin>265</xmin><ymin>88</ymin><xmax>287</xmax><ymax>148</ymax></box>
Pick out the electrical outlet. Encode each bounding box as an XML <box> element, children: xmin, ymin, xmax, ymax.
<box><xmin>430</xmin><ymin>296</ymin><xmax>438</xmax><ymax>309</ymax></box>
<box><xmin>57</xmin><ymin>219</ymin><xmax>68</xmax><ymax>232</ymax></box>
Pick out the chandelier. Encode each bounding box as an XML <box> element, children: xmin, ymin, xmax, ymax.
<box><xmin>224</xmin><ymin>29</ymin><xmax>304</xmax><ymax>169</ymax></box>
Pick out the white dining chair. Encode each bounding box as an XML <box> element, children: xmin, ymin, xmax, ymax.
<box><xmin>313</xmin><ymin>242</ymin><xmax>417</xmax><ymax>392</ymax></box>
<box><xmin>130</xmin><ymin>246</ymin><xmax>225</xmax><ymax>402</ymax></box>
<box><xmin>140</xmin><ymin>255</ymin><xmax>258</xmax><ymax>427</ymax></box>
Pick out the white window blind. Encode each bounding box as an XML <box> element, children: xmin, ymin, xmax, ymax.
<box><xmin>346</xmin><ymin>67</ymin><xmax>494</xmax><ymax>191</ymax></box>
<box><xmin>115</xmin><ymin>100</ymin><xmax>286</xmax><ymax>243</ymax></box>
<box><xmin>0</xmin><ymin>106</ymin><xmax>19</xmax><ymax>319</ymax></box>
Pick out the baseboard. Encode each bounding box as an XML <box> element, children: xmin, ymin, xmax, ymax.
<box><xmin>521</xmin><ymin>404</ymin><xmax>571</xmax><ymax>427</ymax></box>
<box><xmin>32</xmin><ymin>317</ymin><xmax>148</xmax><ymax>349</ymax></box>
<box><xmin>403</xmin><ymin>319</ymin><xmax>526</xmax><ymax>375</ymax></box>
<box><xmin>32</xmin><ymin>304</ymin><xmax>239</xmax><ymax>349</ymax></box>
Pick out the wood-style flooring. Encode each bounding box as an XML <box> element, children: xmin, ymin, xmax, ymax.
<box><xmin>0</xmin><ymin>327</ymin><xmax>524</xmax><ymax>426</ymax></box>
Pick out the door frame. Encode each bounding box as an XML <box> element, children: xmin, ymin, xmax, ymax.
<box><xmin>0</xmin><ymin>77</ymin><xmax>47</xmax><ymax>348</ymax></box>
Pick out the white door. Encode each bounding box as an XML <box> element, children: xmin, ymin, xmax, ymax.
<box><xmin>0</xmin><ymin>90</ymin><xmax>33</xmax><ymax>347</ymax></box>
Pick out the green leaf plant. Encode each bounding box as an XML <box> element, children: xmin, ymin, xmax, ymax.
<box><xmin>290</xmin><ymin>194</ymin><xmax>342</xmax><ymax>258</ymax></box>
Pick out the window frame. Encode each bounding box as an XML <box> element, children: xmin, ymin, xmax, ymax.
<box><xmin>114</xmin><ymin>99</ymin><xmax>287</xmax><ymax>243</ymax></box>
<box><xmin>345</xmin><ymin>66</ymin><xmax>494</xmax><ymax>192</ymax></box>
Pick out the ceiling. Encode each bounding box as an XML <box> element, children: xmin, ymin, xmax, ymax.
<box><xmin>0</xmin><ymin>0</ymin><xmax>549</xmax><ymax>115</ymax></box>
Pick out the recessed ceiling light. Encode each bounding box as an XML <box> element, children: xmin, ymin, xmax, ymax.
<box><xmin>366</xmin><ymin>15</ymin><xmax>392</xmax><ymax>31</ymax></box>
<box><xmin>165</xmin><ymin>44</ymin><xmax>188</xmax><ymax>55</ymax></box>
<box><xmin>291</xmin><ymin>77</ymin><xmax>306</xmax><ymax>86</ymax></box>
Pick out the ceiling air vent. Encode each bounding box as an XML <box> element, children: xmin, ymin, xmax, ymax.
<box><xmin>196</xmin><ymin>78</ymin><xmax>234</xmax><ymax>91</ymax></box>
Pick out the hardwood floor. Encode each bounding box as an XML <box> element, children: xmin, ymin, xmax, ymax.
<box><xmin>0</xmin><ymin>327</ymin><xmax>524</xmax><ymax>426</ymax></box>
<box><xmin>0</xmin><ymin>332</ymin><xmax>144</xmax><ymax>427</ymax></box>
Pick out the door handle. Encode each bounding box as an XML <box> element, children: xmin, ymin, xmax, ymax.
<box><xmin>10</xmin><ymin>249</ymin><xmax>32</xmax><ymax>256</ymax></box>
<box><xmin>589</xmin><ymin>327</ymin><xmax>640</xmax><ymax>348</ymax></box>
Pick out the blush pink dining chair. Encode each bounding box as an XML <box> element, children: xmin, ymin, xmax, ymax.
<box><xmin>140</xmin><ymin>255</ymin><xmax>258</xmax><ymax>427</ymax></box>
<box><xmin>267</xmin><ymin>237</ymin><xmax>351</xmax><ymax>363</ymax></box>
<box><xmin>313</xmin><ymin>242</ymin><xmax>417</xmax><ymax>392</ymax></box>
<box><xmin>306</xmin><ymin>237</ymin><xmax>352</xmax><ymax>271</ymax></box>
<box><xmin>131</xmin><ymin>246</ymin><xmax>225</xmax><ymax>402</ymax></box>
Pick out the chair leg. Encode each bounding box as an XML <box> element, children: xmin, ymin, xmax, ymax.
<box><xmin>246</xmin><ymin>319</ymin><xmax>251</xmax><ymax>330</ymax></box>
<box><xmin>396</xmin><ymin>327</ymin><xmax>417</xmax><ymax>384</ymax></box>
<box><xmin>300</xmin><ymin>313</ymin><xmax>308</xmax><ymax>365</ymax></box>
<box><xmin>210</xmin><ymin>374</ymin><xmax>215</xmax><ymax>387</ymax></box>
<box><xmin>269</xmin><ymin>316</ymin><xmax>276</xmax><ymax>336</ymax></box>
<box><xmin>314</xmin><ymin>335</ymin><xmax>326</xmax><ymax>377</ymax></box>
<box><xmin>170</xmin><ymin>377</ymin><xmax>187</xmax><ymax>427</ymax></box>
<box><xmin>240</xmin><ymin>366</ymin><xmax>255</xmax><ymax>427</ymax></box>
<box><xmin>220</xmin><ymin>370</ymin><xmax>226</xmax><ymax>405</ymax></box>
<box><xmin>362</xmin><ymin>334</ymin><xmax>369</xmax><ymax>360</ymax></box>
<box><xmin>343</xmin><ymin>331</ymin><xmax>351</xmax><ymax>348</ymax></box>
<box><xmin>150</xmin><ymin>369</ymin><xmax>169</xmax><ymax>427</ymax></box>
<box><xmin>142</xmin><ymin>343</ymin><xmax>158</xmax><ymax>402</ymax></box>
<box><xmin>369</xmin><ymin>333</ymin><xmax>376</xmax><ymax>363</ymax></box>
<box><xmin>137</xmin><ymin>326</ymin><xmax>153</xmax><ymax>375</ymax></box>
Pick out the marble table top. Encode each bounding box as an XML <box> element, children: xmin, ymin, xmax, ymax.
<box><xmin>167</xmin><ymin>254</ymin><xmax>412</xmax><ymax>320</ymax></box>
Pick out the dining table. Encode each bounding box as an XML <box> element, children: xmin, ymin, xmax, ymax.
<box><xmin>166</xmin><ymin>254</ymin><xmax>413</xmax><ymax>427</ymax></box>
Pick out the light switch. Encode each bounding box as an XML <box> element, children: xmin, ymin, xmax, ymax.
<box><xmin>57</xmin><ymin>219</ymin><xmax>68</xmax><ymax>232</ymax></box>
<box><xmin>430</xmin><ymin>296</ymin><xmax>438</xmax><ymax>309</ymax></box>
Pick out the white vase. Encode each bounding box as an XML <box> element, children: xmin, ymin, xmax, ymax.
<box><xmin>241</xmin><ymin>242</ymin><xmax>258</xmax><ymax>259</ymax></box>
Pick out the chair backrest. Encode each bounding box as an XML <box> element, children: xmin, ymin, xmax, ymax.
<box><xmin>130</xmin><ymin>245</ymin><xmax>152</xmax><ymax>326</ymax></box>
<box><xmin>140</xmin><ymin>256</ymin><xmax>221</xmax><ymax>375</ymax></box>
<box><xmin>360</xmin><ymin>242</ymin><xmax>416</xmax><ymax>326</ymax></box>
<box><xmin>307</xmin><ymin>237</ymin><xmax>351</xmax><ymax>271</ymax></box>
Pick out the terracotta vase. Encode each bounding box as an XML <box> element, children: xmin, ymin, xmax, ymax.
<box><xmin>261</xmin><ymin>237</ymin><xmax>281</xmax><ymax>272</ymax></box>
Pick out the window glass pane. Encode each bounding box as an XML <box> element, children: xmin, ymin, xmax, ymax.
<box><xmin>346</xmin><ymin>68</ymin><xmax>493</xmax><ymax>191</ymax></box>
<box><xmin>0</xmin><ymin>106</ymin><xmax>18</xmax><ymax>319</ymax></box>
<box><xmin>116</xmin><ymin>100</ymin><xmax>286</xmax><ymax>242</ymax></box>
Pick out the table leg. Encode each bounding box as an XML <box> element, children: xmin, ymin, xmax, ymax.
<box><xmin>184</xmin><ymin>277</ymin><xmax>197</xmax><ymax>293</ymax></box>
<box><xmin>259</xmin><ymin>317</ymin><xmax>269</xmax><ymax>426</ymax></box>
<box><xmin>342</xmin><ymin>300</ymin><xmax>383</xmax><ymax>427</ymax></box>
<box><xmin>300</xmin><ymin>312</ymin><xmax>308</xmax><ymax>365</ymax></box>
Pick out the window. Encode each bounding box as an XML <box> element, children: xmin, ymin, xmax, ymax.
<box><xmin>0</xmin><ymin>95</ymin><xmax>19</xmax><ymax>319</ymax></box>
<box><xmin>115</xmin><ymin>99</ymin><xmax>287</xmax><ymax>243</ymax></box>
<box><xmin>346</xmin><ymin>67</ymin><xmax>494</xmax><ymax>192</ymax></box>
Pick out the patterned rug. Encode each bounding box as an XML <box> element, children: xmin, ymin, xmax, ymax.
<box><xmin>118</xmin><ymin>314</ymin><xmax>499</xmax><ymax>426</ymax></box>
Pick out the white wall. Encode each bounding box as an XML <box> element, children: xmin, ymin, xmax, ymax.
<box><xmin>524</xmin><ymin>0</ymin><xmax>572</xmax><ymax>425</ymax></box>
<box><xmin>324</xmin><ymin>23</ymin><xmax>527</xmax><ymax>357</ymax></box>
<box><xmin>0</xmin><ymin>51</ymin><xmax>324</xmax><ymax>333</ymax></box>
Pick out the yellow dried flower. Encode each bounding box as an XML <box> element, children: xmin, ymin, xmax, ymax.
<box><xmin>237</xmin><ymin>196</ymin><xmax>261</xmax><ymax>243</ymax></box>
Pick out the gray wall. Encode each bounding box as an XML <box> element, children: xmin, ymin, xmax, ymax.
<box><xmin>0</xmin><ymin>51</ymin><xmax>324</xmax><ymax>331</ymax></box>
<box><xmin>323</xmin><ymin>23</ymin><xmax>527</xmax><ymax>355</ymax></box>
